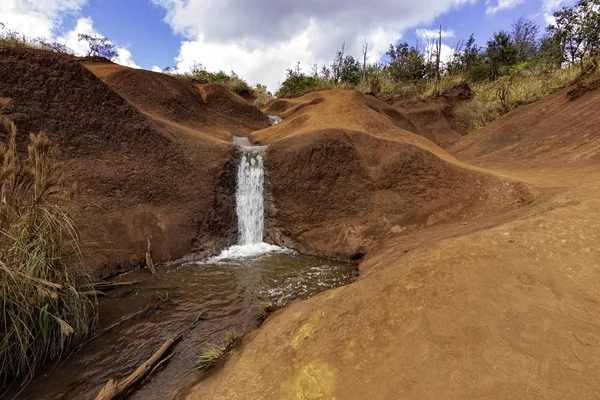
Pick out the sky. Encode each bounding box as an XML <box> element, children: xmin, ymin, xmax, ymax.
<box><xmin>1</xmin><ymin>0</ymin><xmax>576</xmax><ymax>92</ymax></box>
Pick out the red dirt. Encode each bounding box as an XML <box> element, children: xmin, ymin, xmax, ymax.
<box><xmin>0</xmin><ymin>48</ymin><xmax>269</xmax><ymax>277</ymax></box>
<box><xmin>182</xmin><ymin>79</ymin><xmax>600</xmax><ymax>399</ymax></box>
<box><xmin>450</xmin><ymin>77</ymin><xmax>600</xmax><ymax>168</ymax></box>
<box><xmin>255</xmin><ymin>89</ymin><xmax>534</xmax><ymax>260</ymax></box>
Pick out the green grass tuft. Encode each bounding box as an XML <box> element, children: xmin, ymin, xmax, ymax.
<box><xmin>196</xmin><ymin>329</ymin><xmax>240</xmax><ymax>372</ymax></box>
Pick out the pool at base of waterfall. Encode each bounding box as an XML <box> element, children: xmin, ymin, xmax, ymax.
<box><xmin>210</xmin><ymin>242</ymin><xmax>289</xmax><ymax>261</ymax></box>
<box><xmin>9</xmin><ymin>252</ymin><xmax>357</xmax><ymax>400</ymax></box>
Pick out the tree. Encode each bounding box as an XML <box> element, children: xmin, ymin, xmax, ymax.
<box><xmin>386</xmin><ymin>42</ymin><xmax>426</xmax><ymax>81</ymax></box>
<box><xmin>331</xmin><ymin>42</ymin><xmax>346</xmax><ymax>83</ymax></box>
<box><xmin>548</xmin><ymin>0</ymin><xmax>600</xmax><ymax>69</ymax></box>
<box><xmin>486</xmin><ymin>31</ymin><xmax>517</xmax><ymax>78</ymax></box>
<box><xmin>447</xmin><ymin>34</ymin><xmax>483</xmax><ymax>75</ymax></box>
<box><xmin>78</xmin><ymin>34</ymin><xmax>117</xmax><ymax>60</ymax></box>
<box><xmin>339</xmin><ymin>55</ymin><xmax>361</xmax><ymax>84</ymax></box>
<box><xmin>362</xmin><ymin>40</ymin><xmax>369</xmax><ymax>82</ymax></box>
<box><xmin>433</xmin><ymin>25</ymin><xmax>442</xmax><ymax>96</ymax></box>
<box><xmin>537</xmin><ymin>34</ymin><xmax>564</xmax><ymax>68</ymax></box>
<box><xmin>511</xmin><ymin>16</ymin><xmax>539</xmax><ymax>62</ymax></box>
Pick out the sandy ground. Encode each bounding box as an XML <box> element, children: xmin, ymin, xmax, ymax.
<box><xmin>181</xmin><ymin>80</ymin><xmax>600</xmax><ymax>399</ymax></box>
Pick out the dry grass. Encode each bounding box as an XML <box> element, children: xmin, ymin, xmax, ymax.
<box><xmin>253</xmin><ymin>91</ymin><xmax>273</xmax><ymax>110</ymax></box>
<box><xmin>0</xmin><ymin>99</ymin><xmax>96</xmax><ymax>387</ymax></box>
<box><xmin>0</xmin><ymin>30</ymin><xmax>71</xmax><ymax>54</ymax></box>
<box><xmin>454</xmin><ymin>65</ymin><xmax>580</xmax><ymax>132</ymax></box>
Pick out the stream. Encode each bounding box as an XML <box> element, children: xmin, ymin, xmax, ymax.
<box><xmin>4</xmin><ymin>127</ymin><xmax>357</xmax><ymax>399</ymax></box>
<box><xmin>7</xmin><ymin>253</ymin><xmax>356</xmax><ymax>400</ymax></box>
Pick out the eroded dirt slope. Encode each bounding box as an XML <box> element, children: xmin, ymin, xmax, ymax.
<box><xmin>182</xmin><ymin>79</ymin><xmax>600</xmax><ymax>399</ymax></box>
<box><xmin>0</xmin><ymin>49</ymin><xmax>268</xmax><ymax>276</ymax></box>
<box><xmin>258</xmin><ymin>90</ymin><xmax>533</xmax><ymax>260</ymax></box>
<box><xmin>450</xmin><ymin>74</ymin><xmax>600</xmax><ymax>168</ymax></box>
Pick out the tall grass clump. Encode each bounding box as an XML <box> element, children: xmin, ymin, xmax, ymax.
<box><xmin>196</xmin><ymin>329</ymin><xmax>240</xmax><ymax>372</ymax></box>
<box><xmin>0</xmin><ymin>99</ymin><xmax>97</xmax><ymax>387</ymax></box>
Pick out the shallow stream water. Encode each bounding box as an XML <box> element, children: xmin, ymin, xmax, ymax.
<box><xmin>7</xmin><ymin>252</ymin><xmax>356</xmax><ymax>400</ymax></box>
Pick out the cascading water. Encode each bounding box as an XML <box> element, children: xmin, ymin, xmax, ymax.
<box><xmin>214</xmin><ymin>136</ymin><xmax>284</xmax><ymax>259</ymax></box>
<box><xmin>236</xmin><ymin>144</ymin><xmax>266</xmax><ymax>245</ymax></box>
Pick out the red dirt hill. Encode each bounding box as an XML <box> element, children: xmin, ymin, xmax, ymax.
<box><xmin>257</xmin><ymin>90</ymin><xmax>534</xmax><ymax>260</ymax></box>
<box><xmin>0</xmin><ymin>48</ymin><xmax>269</xmax><ymax>277</ymax></box>
<box><xmin>450</xmin><ymin>75</ymin><xmax>600</xmax><ymax>168</ymax></box>
<box><xmin>182</xmin><ymin>78</ymin><xmax>600</xmax><ymax>400</ymax></box>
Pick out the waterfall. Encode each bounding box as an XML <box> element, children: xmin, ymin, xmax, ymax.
<box><xmin>236</xmin><ymin>144</ymin><xmax>266</xmax><ymax>245</ymax></box>
<box><xmin>212</xmin><ymin>136</ymin><xmax>284</xmax><ymax>260</ymax></box>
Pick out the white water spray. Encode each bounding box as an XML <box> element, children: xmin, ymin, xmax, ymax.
<box><xmin>213</xmin><ymin>136</ymin><xmax>285</xmax><ymax>260</ymax></box>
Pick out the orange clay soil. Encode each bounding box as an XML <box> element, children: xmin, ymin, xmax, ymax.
<box><xmin>179</xmin><ymin>79</ymin><xmax>600</xmax><ymax>399</ymax></box>
<box><xmin>0</xmin><ymin>48</ymin><xmax>270</xmax><ymax>277</ymax></box>
<box><xmin>258</xmin><ymin>89</ymin><xmax>534</xmax><ymax>260</ymax></box>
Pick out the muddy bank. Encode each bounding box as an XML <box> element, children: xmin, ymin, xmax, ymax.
<box><xmin>0</xmin><ymin>48</ymin><xmax>270</xmax><ymax>277</ymax></box>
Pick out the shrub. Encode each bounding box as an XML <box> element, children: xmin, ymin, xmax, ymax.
<box><xmin>253</xmin><ymin>84</ymin><xmax>273</xmax><ymax>110</ymax></box>
<box><xmin>184</xmin><ymin>62</ymin><xmax>256</xmax><ymax>98</ymax></box>
<box><xmin>0</xmin><ymin>99</ymin><xmax>96</xmax><ymax>386</ymax></box>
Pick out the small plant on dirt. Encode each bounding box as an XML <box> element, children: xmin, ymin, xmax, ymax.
<box><xmin>0</xmin><ymin>99</ymin><xmax>97</xmax><ymax>387</ymax></box>
<box><xmin>256</xmin><ymin>300</ymin><xmax>287</xmax><ymax>323</ymax></box>
<box><xmin>196</xmin><ymin>328</ymin><xmax>240</xmax><ymax>372</ymax></box>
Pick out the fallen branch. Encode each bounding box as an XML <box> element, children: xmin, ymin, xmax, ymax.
<box><xmin>146</xmin><ymin>238</ymin><xmax>156</xmax><ymax>274</ymax></box>
<box><xmin>92</xmin><ymin>281</ymin><xmax>138</xmax><ymax>291</ymax></box>
<box><xmin>95</xmin><ymin>335</ymin><xmax>182</xmax><ymax>400</ymax></box>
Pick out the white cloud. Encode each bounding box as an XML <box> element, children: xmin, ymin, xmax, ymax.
<box><xmin>541</xmin><ymin>0</ymin><xmax>569</xmax><ymax>24</ymax></box>
<box><xmin>0</xmin><ymin>0</ymin><xmax>86</xmax><ymax>38</ymax></box>
<box><xmin>57</xmin><ymin>17</ymin><xmax>141</xmax><ymax>68</ymax></box>
<box><xmin>152</xmin><ymin>0</ymin><xmax>478</xmax><ymax>91</ymax></box>
<box><xmin>416</xmin><ymin>28</ymin><xmax>456</xmax><ymax>40</ymax></box>
<box><xmin>485</xmin><ymin>0</ymin><xmax>525</xmax><ymax>15</ymax></box>
<box><xmin>114</xmin><ymin>48</ymin><xmax>141</xmax><ymax>69</ymax></box>
<box><xmin>1</xmin><ymin>2</ymin><xmax>140</xmax><ymax>70</ymax></box>
<box><xmin>152</xmin><ymin>65</ymin><xmax>163</xmax><ymax>72</ymax></box>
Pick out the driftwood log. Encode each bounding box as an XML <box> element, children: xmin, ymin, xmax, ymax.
<box><xmin>95</xmin><ymin>335</ymin><xmax>182</xmax><ymax>400</ymax></box>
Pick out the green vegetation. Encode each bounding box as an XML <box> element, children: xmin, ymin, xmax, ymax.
<box><xmin>196</xmin><ymin>329</ymin><xmax>240</xmax><ymax>372</ymax></box>
<box><xmin>180</xmin><ymin>62</ymin><xmax>274</xmax><ymax>107</ymax></box>
<box><xmin>276</xmin><ymin>0</ymin><xmax>600</xmax><ymax>130</ymax></box>
<box><xmin>256</xmin><ymin>300</ymin><xmax>285</xmax><ymax>322</ymax></box>
<box><xmin>0</xmin><ymin>99</ymin><xmax>97</xmax><ymax>386</ymax></box>
<box><xmin>0</xmin><ymin>23</ymin><xmax>71</xmax><ymax>54</ymax></box>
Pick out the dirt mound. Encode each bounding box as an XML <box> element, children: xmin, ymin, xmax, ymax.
<box><xmin>183</xmin><ymin>86</ymin><xmax>600</xmax><ymax>400</ymax></box>
<box><xmin>197</xmin><ymin>83</ymin><xmax>269</xmax><ymax>130</ymax></box>
<box><xmin>254</xmin><ymin>90</ymin><xmax>534</xmax><ymax>260</ymax></box>
<box><xmin>388</xmin><ymin>83</ymin><xmax>472</xmax><ymax>148</ymax></box>
<box><xmin>263</xmin><ymin>86</ymin><xmax>469</xmax><ymax>148</ymax></box>
<box><xmin>450</xmin><ymin>76</ymin><xmax>600</xmax><ymax>168</ymax></box>
<box><xmin>89</xmin><ymin>65</ymin><xmax>269</xmax><ymax>135</ymax></box>
<box><xmin>0</xmin><ymin>48</ymin><xmax>262</xmax><ymax>276</ymax></box>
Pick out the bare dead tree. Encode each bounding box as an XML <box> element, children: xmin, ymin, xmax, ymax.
<box><xmin>362</xmin><ymin>40</ymin><xmax>369</xmax><ymax>81</ymax></box>
<box><xmin>332</xmin><ymin>41</ymin><xmax>346</xmax><ymax>83</ymax></box>
<box><xmin>434</xmin><ymin>25</ymin><xmax>442</xmax><ymax>97</ymax></box>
